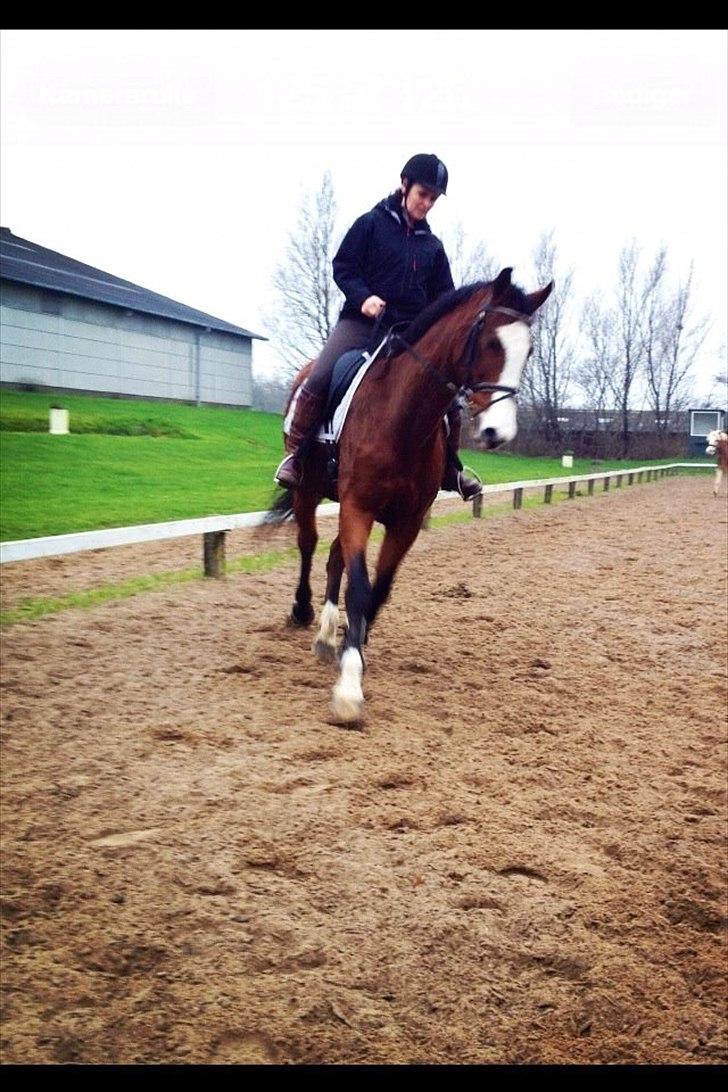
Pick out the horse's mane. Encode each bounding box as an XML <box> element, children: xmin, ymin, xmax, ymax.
<box><xmin>398</xmin><ymin>277</ymin><xmax>532</xmax><ymax>347</ymax></box>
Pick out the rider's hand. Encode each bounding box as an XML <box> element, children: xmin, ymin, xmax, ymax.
<box><xmin>361</xmin><ymin>295</ymin><xmax>386</xmax><ymax>319</ymax></box>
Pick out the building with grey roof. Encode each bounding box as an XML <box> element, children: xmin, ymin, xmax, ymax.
<box><xmin>0</xmin><ymin>227</ymin><xmax>266</xmax><ymax>406</ymax></box>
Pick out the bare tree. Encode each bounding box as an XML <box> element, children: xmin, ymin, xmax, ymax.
<box><xmin>713</xmin><ymin>351</ymin><xmax>728</xmax><ymax>393</ymax></box>
<box><xmin>447</xmin><ymin>223</ymin><xmax>498</xmax><ymax>286</ymax></box>
<box><xmin>523</xmin><ymin>231</ymin><xmax>574</xmax><ymax>450</ymax></box>
<box><xmin>640</xmin><ymin>246</ymin><xmax>669</xmax><ymax>425</ymax></box>
<box><xmin>643</xmin><ymin>264</ymin><xmax>710</xmax><ymax>448</ymax></box>
<box><xmin>264</xmin><ymin>171</ymin><xmax>343</xmax><ymax>378</ymax></box>
<box><xmin>252</xmin><ymin>376</ymin><xmax>291</xmax><ymax>415</ymax></box>
<box><xmin>575</xmin><ymin>292</ymin><xmax>618</xmax><ymax>457</ymax></box>
<box><xmin>704</xmin><ymin>348</ymin><xmax>728</xmax><ymax>406</ymax></box>
<box><xmin>608</xmin><ymin>240</ymin><xmax>663</xmax><ymax>457</ymax></box>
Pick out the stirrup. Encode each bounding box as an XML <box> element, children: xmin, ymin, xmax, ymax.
<box><xmin>457</xmin><ymin>467</ymin><xmax>483</xmax><ymax>501</ymax></box>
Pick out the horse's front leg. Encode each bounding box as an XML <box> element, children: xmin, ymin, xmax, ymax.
<box><xmin>331</xmin><ymin>506</ymin><xmax>374</xmax><ymax>723</ymax></box>
<box><xmin>289</xmin><ymin>493</ymin><xmax>318</xmax><ymax>627</ymax></box>
<box><xmin>313</xmin><ymin>535</ymin><xmax>344</xmax><ymax>662</ymax></box>
<box><xmin>368</xmin><ymin>515</ymin><xmax>423</xmax><ymax>631</ymax></box>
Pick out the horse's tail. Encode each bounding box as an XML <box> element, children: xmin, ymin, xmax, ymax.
<box><xmin>259</xmin><ymin>485</ymin><xmax>296</xmax><ymax>530</ymax></box>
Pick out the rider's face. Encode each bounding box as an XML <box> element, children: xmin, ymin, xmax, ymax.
<box><xmin>403</xmin><ymin>182</ymin><xmax>439</xmax><ymax>222</ymax></box>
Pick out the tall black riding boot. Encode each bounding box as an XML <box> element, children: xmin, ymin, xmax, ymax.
<box><xmin>274</xmin><ymin>384</ymin><xmax>328</xmax><ymax>487</ymax></box>
<box><xmin>441</xmin><ymin>404</ymin><xmax>483</xmax><ymax>500</ymax></box>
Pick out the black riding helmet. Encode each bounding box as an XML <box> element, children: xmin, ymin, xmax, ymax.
<box><xmin>400</xmin><ymin>153</ymin><xmax>449</xmax><ymax>196</ymax></box>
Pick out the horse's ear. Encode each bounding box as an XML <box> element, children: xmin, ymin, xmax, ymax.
<box><xmin>490</xmin><ymin>267</ymin><xmax>513</xmax><ymax>302</ymax></box>
<box><xmin>525</xmin><ymin>280</ymin><xmax>554</xmax><ymax>316</ymax></box>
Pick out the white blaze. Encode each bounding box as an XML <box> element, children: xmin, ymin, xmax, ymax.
<box><xmin>475</xmin><ymin>320</ymin><xmax>531</xmax><ymax>444</ymax></box>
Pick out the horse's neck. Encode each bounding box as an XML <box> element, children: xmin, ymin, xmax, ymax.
<box><xmin>390</xmin><ymin>327</ymin><xmax>462</xmax><ymax>410</ymax></box>
<box><xmin>374</xmin><ymin>343</ymin><xmax>459</xmax><ymax>448</ymax></box>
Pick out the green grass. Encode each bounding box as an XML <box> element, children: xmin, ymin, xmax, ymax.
<box><xmin>0</xmin><ymin>544</ymin><xmax>302</xmax><ymax>626</ymax></box>
<box><xmin>0</xmin><ymin>388</ymin><xmax>709</xmax><ymax>541</ymax></box>
<box><xmin>1</xmin><ymin>390</ymin><xmax>284</xmax><ymax>539</ymax></box>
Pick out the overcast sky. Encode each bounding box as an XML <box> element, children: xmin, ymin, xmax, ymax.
<box><xmin>1</xmin><ymin>28</ymin><xmax>726</xmax><ymax>401</ymax></box>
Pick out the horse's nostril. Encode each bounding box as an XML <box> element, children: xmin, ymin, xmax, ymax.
<box><xmin>482</xmin><ymin>427</ymin><xmax>498</xmax><ymax>448</ymax></box>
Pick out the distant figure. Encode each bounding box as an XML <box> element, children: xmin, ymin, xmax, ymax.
<box><xmin>705</xmin><ymin>429</ymin><xmax>728</xmax><ymax>496</ymax></box>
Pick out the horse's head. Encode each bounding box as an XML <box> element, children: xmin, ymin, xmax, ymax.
<box><xmin>705</xmin><ymin>429</ymin><xmax>726</xmax><ymax>455</ymax></box>
<box><xmin>465</xmin><ymin>268</ymin><xmax>553</xmax><ymax>449</ymax></box>
<box><xmin>390</xmin><ymin>269</ymin><xmax>553</xmax><ymax>449</ymax></box>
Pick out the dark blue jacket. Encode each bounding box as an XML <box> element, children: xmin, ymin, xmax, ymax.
<box><xmin>333</xmin><ymin>192</ymin><xmax>454</xmax><ymax>328</ymax></box>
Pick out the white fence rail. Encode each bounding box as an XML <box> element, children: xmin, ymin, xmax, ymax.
<box><xmin>0</xmin><ymin>463</ymin><xmax>713</xmax><ymax>573</ymax></box>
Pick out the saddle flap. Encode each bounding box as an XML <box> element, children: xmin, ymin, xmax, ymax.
<box><xmin>325</xmin><ymin>349</ymin><xmax>368</xmax><ymax>421</ymax></box>
<box><xmin>314</xmin><ymin>334</ymin><xmax>392</xmax><ymax>444</ymax></box>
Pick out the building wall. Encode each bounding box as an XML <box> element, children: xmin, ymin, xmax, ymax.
<box><xmin>0</xmin><ymin>282</ymin><xmax>252</xmax><ymax>406</ymax></box>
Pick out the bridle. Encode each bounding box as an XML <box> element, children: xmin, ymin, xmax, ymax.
<box><xmin>386</xmin><ymin>304</ymin><xmax>532</xmax><ymax>411</ymax></box>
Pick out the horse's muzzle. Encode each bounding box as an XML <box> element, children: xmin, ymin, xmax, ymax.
<box><xmin>481</xmin><ymin>427</ymin><xmax>506</xmax><ymax>450</ymax></box>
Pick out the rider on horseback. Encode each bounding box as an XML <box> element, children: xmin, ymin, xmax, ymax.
<box><xmin>274</xmin><ymin>153</ymin><xmax>483</xmax><ymax>501</ymax></box>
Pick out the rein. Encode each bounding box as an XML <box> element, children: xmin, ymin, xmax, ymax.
<box><xmin>387</xmin><ymin>304</ymin><xmax>530</xmax><ymax>410</ymax></box>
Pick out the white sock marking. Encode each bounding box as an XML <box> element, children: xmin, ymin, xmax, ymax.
<box><xmin>332</xmin><ymin>647</ymin><xmax>364</xmax><ymax>721</ymax></box>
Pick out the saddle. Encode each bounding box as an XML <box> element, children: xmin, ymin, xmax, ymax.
<box><xmin>322</xmin><ymin>348</ymin><xmax>370</xmax><ymax>431</ymax></box>
<box><xmin>319</xmin><ymin>333</ymin><xmax>393</xmax><ymax>443</ymax></box>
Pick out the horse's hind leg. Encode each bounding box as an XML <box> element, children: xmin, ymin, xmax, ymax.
<box><xmin>313</xmin><ymin>535</ymin><xmax>344</xmax><ymax>662</ymax></box>
<box><xmin>290</xmin><ymin>493</ymin><xmax>318</xmax><ymax>627</ymax></box>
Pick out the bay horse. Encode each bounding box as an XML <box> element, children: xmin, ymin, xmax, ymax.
<box><xmin>267</xmin><ymin>268</ymin><xmax>553</xmax><ymax>723</ymax></box>
<box><xmin>705</xmin><ymin>429</ymin><xmax>728</xmax><ymax>495</ymax></box>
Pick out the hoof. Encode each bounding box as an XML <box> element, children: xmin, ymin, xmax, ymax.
<box><xmin>313</xmin><ymin>638</ymin><xmax>337</xmax><ymax>663</ymax></box>
<box><xmin>331</xmin><ymin>692</ymin><xmax>364</xmax><ymax>725</ymax></box>
<box><xmin>288</xmin><ymin>605</ymin><xmax>314</xmax><ymax>628</ymax></box>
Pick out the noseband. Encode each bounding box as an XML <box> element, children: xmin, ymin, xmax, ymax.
<box><xmin>388</xmin><ymin>304</ymin><xmax>531</xmax><ymax>411</ymax></box>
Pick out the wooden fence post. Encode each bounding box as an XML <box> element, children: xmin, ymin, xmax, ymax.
<box><xmin>568</xmin><ymin>481</ymin><xmax>576</xmax><ymax>499</ymax></box>
<box><xmin>472</xmin><ymin>493</ymin><xmax>483</xmax><ymax>519</ymax></box>
<box><xmin>603</xmin><ymin>476</ymin><xmax>610</xmax><ymax>492</ymax></box>
<box><xmin>203</xmin><ymin>531</ymin><xmax>226</xmax><ymax>578</ymax></box>
<box><xmin>587</xmin><ymin>478</ymin><xmax>595</xmax><ymax>496</ymax></box>
<box><xmin>544</xmin><ymin>484</ymin><xmax>553</xmax><ymax>504</ymax></box>
<box><xmin>513</xmin><ymin>488</ymin><xmax>523</xmax><ymax>510</ymax></box>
